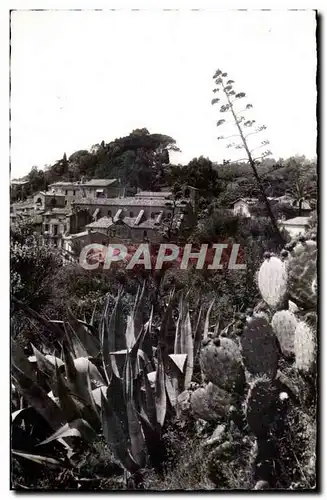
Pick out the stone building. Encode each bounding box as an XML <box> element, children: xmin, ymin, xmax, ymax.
<box><xmin>48</xmin><ymin>178</ymin><xmax>121</xmax><ymax>205</ymax></box>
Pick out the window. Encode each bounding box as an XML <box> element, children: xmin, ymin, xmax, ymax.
<box><xmin>143</xmin><ymin>231</ymin><xmax>148</xmax><ymax>238</ymax></box>
<box><xmin>53</xmin><ymin>240</ymin><xmax>58</xmax><ymax>248</ymax></box>
<box><xmin>65</xmin><ymin>190</ymin><xmax>68</xmax><ymax>195</ymax></box>
<box><xmin>108</xmin><ymin>210</ymin><xmax>112</xmax><ymax>217</ymax></box>
<box><xmin>44</xmin><ymin>224</ymin><xmax>49</xmax><ymax>232</ymax></box>
<box><xmin>53</xmin><ymin>225</ymin><xmax>58</xmax><ymax>235</ymax></box>
<box><xmin>129</xmin><ymin>211</ymin><xmax>134</xmax><ymax>218</ymax></box>
<box><xmin>65</xmin><ymin>200</ymin><xmax>68</xmax><ymax>206</ymax></box>
<box><xmin>73</xmin><ymin>190</ymin><xmax>76</xmax><ymax>196</ymax></box>
<box><xmin>151</xmin><ymin>212</ymin><xmax>155</xmax><ymax>219</ymax></box>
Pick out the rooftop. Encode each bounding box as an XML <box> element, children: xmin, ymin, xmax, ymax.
<box><xmin>43</xmin><ymin>208</ymin><xmax>70</xmax><ymax>215</ymax></box>
<box><xmin>230</xmin><ymin>197</ymin><xmax>258</xmax><ymax>207</ymax></box>
<box><xmin>135</xmin><ymin>191</ymin><xmax>172</xmax><ymax>198</ymax></box>
<box><xmin>73</xmin><ymin>197</ymin><xmax>188</xmax><ymax>208</ymax></box>
<box><xmin>86</xmin><ymin>215</ymin><xmax>161</xmax><ymax>231</ymax></box>
<box><xmin>11</xmin><ymin>180</ymin><xmax>29</xmax><ymax>186</ymax></box>
<box><xmin>281</xmin><ymin>217</ymin><xmax>310</xmax><ymax>226</ymax></box>
<box><xmin>49</xmin><ymin>179</ymin><xmax>117</xmax><ymax>188</ymax></box>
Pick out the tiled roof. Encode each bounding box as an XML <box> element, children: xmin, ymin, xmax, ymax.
<box><xmin>86</xmin><ymin>215</ymin><xmax>160</xmax><ymax>231</ymax></box>
<box><xmin>281</xmin><ymin>217</ymin><xmax>310</xmax><ymax>226</ymax></box>
<box><xmin>49</xmin><ymin>179</ymin><xmax>117</xmax><ymax>188</ymax></box>
<box><xmin>135</xmin><ymin>191</ymin><xmax>172</xmax><ymax>198</ymax></box>
<box><xmin>43</xmin><ymin>208</ymin><xmax>70</xmax><ymax>215</ymax></box>
<box><xmin>73</xmin><ymin>197</ymin><xmax>187</xmax><ymax>208</ymax></box>
<box><xmin>81</xmin><ymin>179</ymin><xmax>117</xmax><ymax>187</ymax></box>
<box><xmin>86</xmin><ymin>217</ymin><xmax>114</xmax><ymax>229</ymax></box>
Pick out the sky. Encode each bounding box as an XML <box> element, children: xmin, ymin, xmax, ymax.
<box><xmin>10</xmin><ymin>9</ymin><xmax>317</xmax><ymax>178</ymax></box>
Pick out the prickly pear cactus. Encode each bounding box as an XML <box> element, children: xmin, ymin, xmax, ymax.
<box><xmin>258</xmin><ymin>254</ymin><xmax>288</xmax><ymax>309</ymax></box>
<box><xmin>271</xmin><ymin>310</ymin><xmax>299</xmax><ymax>358</ymax></box>
<box><xmin>200</xmin><ymin>337</ymin><xmax>245</xmax><ymax>393</ymax></box>
<box><xmin>294</xmin><ymin>320</ymin><xmax>316</xmax><ymax>374</ymax></box>
<box><xmin>286</xmin><ymin>239</ymin><xmax>317</xmax><ymax>310</ymax></box>
<box><xmin>240</xmin><ymin>315</ymin><xmax>279</xmax><ymax>378</ymax></box>
<box><xmin>190</xmin><ymin>382</ymin><xmax>233</xmax><ymax>422</ymax></box>
<box><xmin>245</xmin><ymin>375</ymin><xmax>279</xmax><ymax>438</ymax></box>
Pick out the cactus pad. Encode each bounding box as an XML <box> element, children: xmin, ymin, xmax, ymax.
<box><xmin>258</xmin><ymin>256</ymin><xmax>288</xmax><ymax>309</ymax></box>
<box><xmin>287</xmin><ymin>239</ymin><xmax>317</xmax><ymax>310</ymax></box>
<box><xmin>294</xmin><ymin>320</ymin><xmax>316</xmax><ymax>373</ymax></box>
<box><xmin>190</xmin><ymin>382</ymin><xmax>233</xmax><ymax>422</ymax></box>
<box><xmin>200</xmin><ymin>337</ymin><xmax>245</xmax><ymax>393</ymax></box>
<box><xmin>271</xmin><ymin>310</ymin><xmax>299</xmax><ymax>358</ymax></box>
<box><xmin>240</xmin><ymin>315</ymin><xmax>279</xmax><ymax>378</ymax></box>
<box><xmin>245</xmin><ymin>376</ymin><xmax>279</xmax><ymax>437</ymax></box>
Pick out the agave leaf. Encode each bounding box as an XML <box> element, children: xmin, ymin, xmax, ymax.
<box><xmin>53</xmin><ymin>361</ymin><xmax>80</xmax><ymax>423</ymax></box>
<box><xmin>168</xmin><ymin>353</ymin><xmax>187</xmax><ymax>373</ymax></box>
<box><xmin>12</xmin><ymin>407</ymin><xmax>32</xmax><ymax>423</ymax></box>
<box><xmin>132</xmin><ymin>281</ymin><xmax>146</xmax><ymax>339</ymax></box>
<box><xmin>11</xmin><ymin>340</ymin><xmax>36</xmax><ymax>382</ymax></box>
<box><xmin>38</xmin><ymin>419</ymin><xmax>97</xmax><ymax>446</ymax></box>
<box><xmin>130</xmin><ymin>307</ymin><xmax>153</xmax><ymax>378</ymax></box>
<box><xmin>181</xmin><ymin>309</ymin><xmax>194</xmax><ymax>389</ymax></box>
<box><xmin>92</xmin><ymin>386</ymin><xmax>108</xmax><ymax>407</ymax></box>
<box><xmin>45</xmin><ymin>355</ymin><xmax>65</xmax><ymax>369</ymax></box>
<box><xmin>159</xmin><ymin>289</ymin><xmax>175</xmax><ymax>344</ymax></box>
<box><xmin>101</xmin><ymin>291</ymin><xmax>124</xmax><ymax>384</ymax></box>
<box><xmin>165</xmin><ymin>375</ymin><xmax>177</xmax><ymax>408</ymax></box>
<box><xmin>74</xmin><ymin>358</ymin><xmax>106</xmax><ymax>387</ymax></box>
<box><xmin>124</xmin><ymin>356</ymin><xmax>147</xmax><ymax>468</ymax></box>
<box><xmin>125</xmin><ymin>315</ymin><xmax>135</xmax><ymax>351</ymax></box>
<box><xmin>100</xmin><ymin>389</ymin><xmax>138</xmax><ymax>473</ymax></box>
<box><xmin>62</xmin><ymin>343</ymin><xmax>99</xmax><ymax>427</ymax></box>
<box><xmin>31</xmin><ymin>344</ymin><xmax>55</xmax><ymax>379</ymax></box>
<box><xmin>106</xmin><ymin>374</ymin><xmax>129</xmax><ymax>440</ymax></box>
<box><xmin>67</xmin><ymin>309</ymin><xmax>100</xmax><ymax>357</ymax></box>
<box><xmin>147</xmin><ymin>371</ymin><xmax>156</xmax><ymax>387</ymax></box>
<box><xmin>11</xmin><ymin>365</ymin><xmax>65</xmax><ymax>431</ymax></box>
<box><xmin>174</xmin><ymin>294</ymin><xmax>184</xmax><ymax>354</ymax></box>
<box><xmin>193</xmin><ymin>305</ymin><xmax>203</xmax><ymax>361</ymax></box>
<box><xmin>12</xmin><ymin>450</ymin><xmax>65</xmax><ymax>467</ymax></box>
<box><xmin>90</xmin><ymin>301</ymin><xmax>97</xmax><ymax>328</ymax></box>
<box><xmin>155</xmin><ymin>346</ymin><xmax>166</xmax><ymax>427</ymax></box>
<box><xmin>203</xmin><ymin>299</ymin><xmax>215</xmax><ymax>340</ymax></box>
<box><xmin>65</xmin><ymin>322</ymin><xmax>88</xmax><ymax>358</ymax></box>
<box><xmin>138</xmin><ymin>366</ymin><xmax>156</xmax><ymax>429</ymax></box>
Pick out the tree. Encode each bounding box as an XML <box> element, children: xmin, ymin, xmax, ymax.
<box><xmin>26</xmin><ymin>166</ymin><xmax>46</xmax><ymax>194</ymax></box>
<box><xmin>211</xmin><ymin>69</ymin><xmax>285</xmax><ymax>244</ymax></box>
<box><xmin>282</xmin><ymin>157</ymin><xmax>317</xmax><ymax>215</ymax></box>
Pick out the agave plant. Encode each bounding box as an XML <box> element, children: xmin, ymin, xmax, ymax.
<box><xmin>11</xmin><ymin>284</ymin><xmax>201</xmax><ymax>480</ymax></box>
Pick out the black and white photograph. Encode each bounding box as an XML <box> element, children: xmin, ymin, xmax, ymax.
<box><xmin>9</xmin><ymin>7</ymin><xmax>318</xmax><ymax>491</ymax></box>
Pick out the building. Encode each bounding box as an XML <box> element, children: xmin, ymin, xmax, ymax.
<box><xmin>11</xmin><ymin>179</ymin><xmax>199</xmax><ymax>260</ymax></box>
<box><xmin>42</xmin><ymin>207</ymin><xmax>71</xmax><ymax>248</ymax></box>
<box><xmin>48</xmin><ymin>178</ymin><xmax>121</xmax><ymax>205</ymax></box>
<box><xmin>69</xmin><ymin>194</ymin><xmax>195</xmax><ymax>237</ymax></box>
<box><xmin>11</xmin><ymin>199</ymin><xmax>37</xmax><ymax>217</ymax></box>
<box><xmin>231</xmin><ymin>198</ymin><xmax>258</xmax><ymax>217</ymax></box>
<box><xmin>279</xmin><ymin>216</ymin><xmax>310</xmax><ymax>239</ymax></box>
<box><xmin>33</xmin><ymin>191</ymin><xmax>66</xmax><ymax>211</ymax></box>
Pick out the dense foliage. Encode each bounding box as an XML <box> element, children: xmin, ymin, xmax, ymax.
<box><xmin>11</xmin><ymin>118</ymin><xmax>317</xmax><ymax>490</ymax></box>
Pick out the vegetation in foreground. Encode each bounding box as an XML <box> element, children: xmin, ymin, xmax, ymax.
<box><xmin>11</xmin><ymin>217</ymin><xmax>317</xmax><ymax>490</ymax></box>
